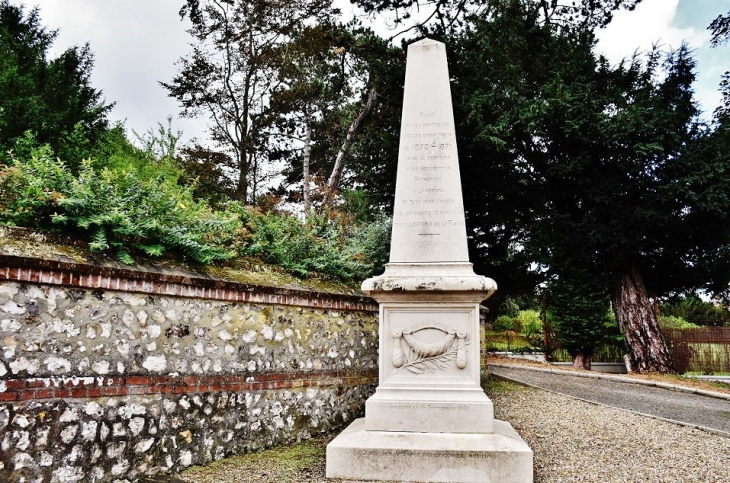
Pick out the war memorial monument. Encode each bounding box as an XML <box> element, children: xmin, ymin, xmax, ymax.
<box><xmin>325</xmin><ymin>38</ymin><xmax>533</xmax><ymax>482</ymax></box>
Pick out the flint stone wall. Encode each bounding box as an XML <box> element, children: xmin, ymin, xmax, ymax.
<box><xmin>0</xmin><ymin>250</ymin><xmax>379</xmax><ymax>483</ymax></box>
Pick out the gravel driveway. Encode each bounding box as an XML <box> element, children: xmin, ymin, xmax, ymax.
<box><xmin>489</xmin><ymin>365</ymin><xmax>730</xmax><ymax>436</ymax></box>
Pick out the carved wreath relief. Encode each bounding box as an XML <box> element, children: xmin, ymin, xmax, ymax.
<box><xmin>392</xmin><ymin>323</ymin><xmax>469</xmax><ymax>374</ymax></box>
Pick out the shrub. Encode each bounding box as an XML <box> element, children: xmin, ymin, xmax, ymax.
<box><xmin>240</xmin><ymin>208</ymin><xmax>390</xmax><ymax>280</ymax></box>
<box><xmin>518</xmin><ymin>309</ymin><xmax>543</xmax><ymax>347</ymax></box>
<box><xmin>0</xmin><ymin>142</ymin><xmax>71</xmax><ymax>227</ymax></box>
<box><xmin>0</xmin><ymin>133</ymin><xmax>390</xmax><ymax>281</ymax></box>
<box><xmin>548</xmin><ymin>276</ymin><xmax>611</xmax><ymax>360</ymax></box>
<box><xmin>52</xmin><ymin>160</ymin><xmax>241</xmax><ymax>264</ymax></box>
<box><xmin>660</xmin><ymin>295</ymin><xmax>730</xmax><ymax>327</ymax></box>
<box><xmin>492</xmin><ymin>315</ymin><xmax>517</xmax><ymax>332</ymax></box>
<box><xmin>518</xmin><ymin>310</ymin><xmax>542</xmax><ymax>334</ymax></box>
<box><xmin>1</xmin><ymin>139</ymin><xmax>242</xmax><ymax>264</ymax></box>
<box><xmin>658</xmin><ymin>315</ymin><xmax>699</xmax><ymax>330</ymax></box>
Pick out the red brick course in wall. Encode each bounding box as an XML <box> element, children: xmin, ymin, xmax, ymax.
<box><xmin>0</xmin><ymin>254</ymin><xmax>378</xmax><ymax>312</ymax></box>
<box><xmin>0</xmin><ymin>370</ymin><xmax>379</xmax><ymax>402</ymax></box>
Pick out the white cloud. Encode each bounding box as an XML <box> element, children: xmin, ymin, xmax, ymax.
<box><xmin>595</xmin><ymin>0</ymin><xmax>723</xmax><ymax>116</ymax></box>
<box><xmin>595</xmin><ymin>0</ymin><xmax>709</xmax><ymax>62</ymax></box>
<box><xmin>33</xmin><ymin>0</ymin><xmax>207</xmax><ymax>144</ymax></box>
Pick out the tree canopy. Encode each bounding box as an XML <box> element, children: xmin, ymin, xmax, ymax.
<box><xmin>444</xmin><ymin>0</ymin><xmax>730</xmax><ymax>371</ymax></box>
<box><xmin>0</xmin><ymin>0</ymin><xmax>112</xmax><ymax>170</ymax></box>
<box><xmin>709</xmin><ymin>9</ymin><xmax>730</xmax><ymax>120</ymax></box>
<box><xmin>349</xmin><ymin>0</ymin><xmax>644</xmax><ymax>38</ymax></box>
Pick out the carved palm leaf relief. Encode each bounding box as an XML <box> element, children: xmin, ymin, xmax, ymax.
<box><xmin>392</xmin><ymin>324</ymin><xmax>469</xmax><ymax>374</ymax></box>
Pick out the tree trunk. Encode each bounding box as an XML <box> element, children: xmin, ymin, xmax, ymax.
<box><xmin>237</xmin><ymin>144</ymin><xmax>248</xmax><ymax>202</ymax></box>
<box><xmin>323</xmin><ymin>88</ymin><xmax>378</xmax><ymax>207</ymax></box>
<box><xmin>302</xmin><ymin>105</ymin><xmax>312</xmax><ymax>213</ymax></box>
<box><xmin>612</xmin><ymin>262</ymin><xmax>674</xmax><ymax>373</ymax></box>
<box><xmin>572</xmin><ymin>352</ymin><xmax>591</xmax><ymax>370</ymax></box>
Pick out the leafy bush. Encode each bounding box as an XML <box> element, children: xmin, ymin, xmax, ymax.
<box><xmin>518</xmin><ymin>310</ymin><xmax>542</xmax><ymax>333</ymax></box>
<box><xmin>52</xmin><ymin>160</ymin><xmax>241</xmax><ymax>264</ymax></box>
<box><xmin>658</xmin><ymin>315</ymin><xmax>700</xmax><ymax>330</ymax></box>
<box><xmin>492</xmin><ymin>315</ymin><xmax>517</xmax><ymax>332</ymax></box>
<box><xmin>660</xmin><ymin>295</ymin><xmax>730</xmax><ymax>327</ymax></box>
<box><xmin>0</xmin><ymin>141</ymin><xmax>71</xmax><ymax>227</ymax></box>
<box><xmin>518</xmin><ymin>309</ymin><xmax>543</xmax><ymax>347</ymax></box>
<box><xmin>0</xmin><ymin>135</ymin><xmax>390</xmax><ymax>281</ymax></box>
<box><xmin>240</xmin><ymin>208</ymin><xmax>389</xmax><ymax>280</ymax></box>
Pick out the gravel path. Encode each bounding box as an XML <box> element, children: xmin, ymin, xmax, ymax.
<box><xmin>174</xmin><ymin>375</ymin><xmax>730</xmax><ymax>483</ymax></box>
<box><xmin>490</xmin><ymin>380</ymin><xmax>730</xmax><ymax>483</ymax></box>
<box><xmin>490</xmin><ymin>365</ymin><xmax>730</xmax><ymax>436</ymax></box>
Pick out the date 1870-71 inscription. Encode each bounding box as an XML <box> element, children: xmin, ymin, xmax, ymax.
<box><xmin>393</xmin><ymin>113</ymin><xmax>463</xmax><ymax>245</ymax></box>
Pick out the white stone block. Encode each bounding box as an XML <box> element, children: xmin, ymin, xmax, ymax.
<box><xmin>327</xmin><ymin>418</ymin><xmax>533</xmax><ymax>483</ymax></box>
<box><xmin>365</xmin><ymin>388</ymin><xmax>493</xmax><ymax>434</ymax></box>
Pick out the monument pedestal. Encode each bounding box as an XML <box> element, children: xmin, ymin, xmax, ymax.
<box><xmin>325</xmin><ymin>265</ymin><xmax>533</xmax><ymax>482</ymax></box>
<box><xmin>360</xmin><ymin>264</ymin><xmax>498</xmax><ymax>436</ymax></box>
<box><xmin>365</xmin><ymin>387</ymin><xmax>494</xmax><ymax>433</ymax></box>
<box><xmin>325</xmin><ymin>38</ymin><xmax>532</xmax><ymax>482</ymax></box>
<box><xmin>326</xmin><ymin>419</ymin><xmax>533</xmax><ymax>483</ymax></box>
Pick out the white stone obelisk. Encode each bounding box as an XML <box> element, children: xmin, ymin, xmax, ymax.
<box><xmin>326</xmin><ymin>38</ymin><xmax>532</xmax><ymax>483</ymax></box>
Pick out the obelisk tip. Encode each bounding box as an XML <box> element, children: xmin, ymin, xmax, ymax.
<box><xmin>411</xmin><ymin>38</ymin><xmax>443</xmax><ymax>47</ymax></box>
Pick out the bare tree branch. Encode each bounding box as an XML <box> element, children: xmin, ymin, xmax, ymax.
<box><xmin>323</xmin><ymin>88</ymin><xmax>379</xmax><ymax>207</ymax></box>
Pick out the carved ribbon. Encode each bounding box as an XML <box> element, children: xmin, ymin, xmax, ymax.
<box><xmin>456</xmin><ymin>331</ymin><xmax>467</xmax><ymax>369</ymax></box>
<box><xmin>392</xmin><ymin>326</ymin><xmax>468</xmax><ymax>370</ymax></box>
<box><xmin>392</xmin><ymin>329</ymin><xmax>404</xmax><ymax>368</ymax></box>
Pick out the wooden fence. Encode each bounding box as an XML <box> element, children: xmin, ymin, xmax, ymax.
<box><xmin>485</xmin><ymin>324</ymin><xmax>730</xmax><ymax>373</ymax></box>
<box><xmin>663</xmin><ymin>328</ymin><xmax>730</xmax><ymax>374</ymax></box>
<box><xmin>549</xmin><ymin>344</ymin><xmax>625</xmax><ymax>364</ymax></box>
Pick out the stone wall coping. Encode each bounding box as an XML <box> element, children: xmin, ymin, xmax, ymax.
<box><xmin>0</xmin><ymin>226</ymin><xmax>379</xmax><ymax>310</ymax></box>
<box><xmin>0</xmin><ymin>253</ymin><xmax>379</xmax><ymax>311</ymax></box>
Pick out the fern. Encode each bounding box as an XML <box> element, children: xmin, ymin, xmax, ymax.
<box><xmin>89</xmin><ymin>229</ymin><xmax>109</xmax><ymax>251</ymax></box>
<box><xmin>50</xmin><ymin>213</ymin><xmax>68</xmax><ymax>224</ymax></box>
<box><xmin>139</xmin><ymin>244</ymin><xmax>165</xmax><ymax>257</ymax></box>
<box><xmin>117</xmin><ymin>250</ymin><xmax>135</xmax><ymax>265</ymax></box>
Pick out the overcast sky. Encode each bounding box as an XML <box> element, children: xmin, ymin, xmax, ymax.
<box><xmin>26</xmin><ymin>0</ymin><xmax>730</xmax><ymax>146</ymax></box>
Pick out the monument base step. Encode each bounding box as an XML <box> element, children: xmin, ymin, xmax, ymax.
<box><xmin>326</xmin><ymin>418</ymin><xmax>533</xmax><ymax>483</ymax></box>
<box><xmin>365</xmin><ymin>388</ymin><xmax>494</xmax><ymax>433</ymax></box>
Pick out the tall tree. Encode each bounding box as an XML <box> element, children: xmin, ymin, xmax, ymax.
<box><xmin>548</xmin><ymin>273</ymin><xmax>610</xmax><ymax>369</ymax></box>
<box><xmin>162</xmin><ymin>0</ymin><xmax>334</xmax><ymax>203</ymax></box>
<box><xmin>0</xmin><ymin>1</ymin><xmax>112</xmax><ymax>169</ymax></box>
<box><xmin>324</xmin><ymin>31</ymin><xmax>405</xmax><ymax>211</ymax></box>
<box><xmin>253</xmin><ymin>23</ymin><xmax>334</xmax><ymax>211</ymax></box>
<box><xmin>263</xmin><ymin>23</ymin><xmax>375</xmax><ymax>211</ymax></box>
<box><xmin>709</xmin><ymin>9</ymin><xmax>730</xmax><ymax>119</ymax></box>
<box><xmin>447</xmin><ymin>0</ymin><xmax>730</xmax><ymax>372</ymax></box>
<box><xmin>265</xmin><ymin>24</ymin><xmax>403</xmax><ymax>211</ymax></box>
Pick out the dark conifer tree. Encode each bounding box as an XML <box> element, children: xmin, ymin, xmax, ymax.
<box><xmin>0</xmin><ymin>1</ymin><xmax>112</xmax><ymax>170</ymax></box>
